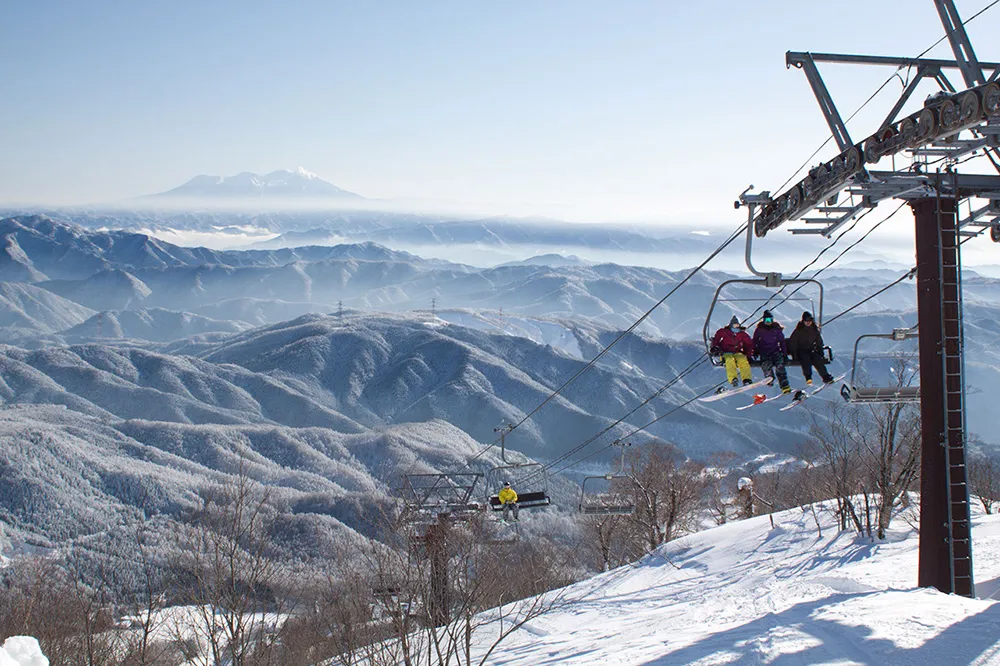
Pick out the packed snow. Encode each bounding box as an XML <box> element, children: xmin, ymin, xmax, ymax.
<box><xmin>0</xmin><ymin>637</ymin><xmax>47</xmax><ymax>666</ymax></box>
<box><xmin>477</xmin><ymin>503</ymin><xmax>1000</xmax><ymax>665</ymax></box>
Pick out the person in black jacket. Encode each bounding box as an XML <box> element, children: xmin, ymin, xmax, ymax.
<box><xmin>787</xmin><ymin>311</ymin><xmax>834</xmax><ymax>385</ymax></box>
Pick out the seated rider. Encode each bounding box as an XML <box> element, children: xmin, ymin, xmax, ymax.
<box><xmin>498</xmin><ymin>481</ymin><xmax>519</xmax><ymax>521</ymax></box>
<box><xmin>753</xmin><ymin>310</ymin><xmax>791</xmax><ymax>394</ymax></box>
<box><xmin>787</xmin><ymin>311</ymin><xmax>835</xmax><ymax>385</ymax></box>
<box><xmin>711</xmin><ymin>315</ymin><xmax>755</xmax><ymax>387</ymax></box>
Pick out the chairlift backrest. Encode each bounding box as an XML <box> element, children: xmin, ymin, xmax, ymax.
<box><xmin>579</xmin><ymin>474</ymin><xmax>637</xmax><ymax>516</ymax></box>
<box><xmin>486</xmin><ymin>461</ymin><xmax>551</xmax><ymax>510</ymax></box>
<box><xmin>703</xmin><ymin>284</ymin><xmax>824</xmax><ymax>365</ymax></box>
<box><xmin>841</xmin><ymin>328</ymin><xmax>921</xmax><ymax>404</ymax></box>
<box><xmin>578</xmin><ymin>441</ymin><xmax>636</xmax><ymax>516</ymax></box>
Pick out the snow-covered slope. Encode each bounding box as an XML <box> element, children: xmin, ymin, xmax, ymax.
<box><xmin>0</xmin><ymin>404</ymin><xmax>491</xmax><ymax>554</ymax></box>
<box><xmin>61</xmin><ymin>308</ymin><xmax>251</xmax><ymax>343</ymax></box>
<box><xmin>482</xmin><ymin>506</ymin><xmax>1000</xmax><ymax>665</ymax></box>
<box><xmin>0</xmin><ymin>283</ymin><xmax>94</xmax><ymax>333</ymax></box>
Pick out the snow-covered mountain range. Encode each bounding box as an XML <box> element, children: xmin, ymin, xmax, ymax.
<box><xmin>149</xmin><ymin>167</ymin><xmax>363</xmax><ymax>200</ymax></box>
<box><xmin>1</xmin><ymin>214</ymin><xmax>998</xmax><ymax>564</ymax></box>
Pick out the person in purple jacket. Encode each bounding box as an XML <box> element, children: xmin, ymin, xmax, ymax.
<box><xmin>752</xmin><ymin>310</ymin><xmax>791</xmax><ymax>394</ymax></box>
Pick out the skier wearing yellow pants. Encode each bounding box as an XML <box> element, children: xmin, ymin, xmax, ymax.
<box><xmin>711</xmin><ymin>316</ymin><xmax>755</xmax><ymax>387</ymax></box>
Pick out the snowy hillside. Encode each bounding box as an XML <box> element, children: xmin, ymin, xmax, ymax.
<box><xmin>61</xmin><ymin>308</ymin><xmax>250</xmax><ymax>343</ymax></box>
<box><xmin>478</xmin><ymin>505</ymin><xmax>1000</xmax><ymax>665</ymax></box>
<box><xmin>0</xmin><ymin>404</ymin><xmax>493</xmax><ymax>553</ymax></box>
<box><xmin>0</xmin><ymin>283</ymin><xmax>94</xmax><ymax>334</ymax></box>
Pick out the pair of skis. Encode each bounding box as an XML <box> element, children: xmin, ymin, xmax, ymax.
<box><xmin>698</xmin><ymin>374</ymin><xmax>845</xmax><ymax>410</ymax></box>
<box><xmin>773</xmin><ymin>373</ymin><xmax>846</xmax><ymax>411</ymax></box>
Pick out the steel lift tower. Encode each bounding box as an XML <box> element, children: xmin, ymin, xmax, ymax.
<box><xmin>746</xmin><ymin>0</ymin><xmax>1000</xmax><ymax>597</ymax></box>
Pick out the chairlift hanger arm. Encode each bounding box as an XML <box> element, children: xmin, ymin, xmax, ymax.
<box><xmin>737</xmin><ymin>188</ymin><xmax>785</xmax><ymax>280</ymax></box>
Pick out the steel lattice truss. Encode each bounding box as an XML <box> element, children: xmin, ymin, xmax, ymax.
<box><xmin>749</xmin><ymin>1</ymin><xmax>1000</xmax><ymax>242</ymax></box>
<box><xmin>399</xmin><ymin>472</ymin><xmax>484</xmax><ymax>518</ymax></box>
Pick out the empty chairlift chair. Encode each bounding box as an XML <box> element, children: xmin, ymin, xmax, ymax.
<box><xmin>840</xmin><ymin>327</ymin><xmax>921</xmax><ymax>403</ymax></box>
<box><xmin>579</xmin><ymin>441</ymin><xmax>637</xmax><ymax>516</ymax></box>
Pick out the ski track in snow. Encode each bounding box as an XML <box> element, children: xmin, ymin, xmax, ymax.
<box><xmin>477</xmin><ymin>506</ymin><xmax>1000</xmax><ymax>665</ymax></box>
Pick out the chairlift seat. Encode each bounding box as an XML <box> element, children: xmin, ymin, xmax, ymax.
<box><xmin>579</xmin><ymin>471</ymin><xmax>637</xmax><ymax>516</ymax></box>
<box><xmin>711</xmin><ymin>346</ymin><xmax>834</xmax><ymax>368</ymax></box>
<box><xmin>841</xmin><ymin>384</ymin><xmax>921</xmax><ymax>403</ymax></box>
<box><xmin>488</xmin><ymin>491</ymin><xmax>550</xmax><ymax>510</ymax></box>
<box><xmin>580</xmin><ymin>501</ymin><xmax>636</xmax><ymax>516</ymax></box>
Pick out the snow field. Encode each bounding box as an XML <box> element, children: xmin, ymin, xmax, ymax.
<box><xmin>480</xmin><ymin>504</ymin><xmax>1000</xmax><ymax>665</ymax></box>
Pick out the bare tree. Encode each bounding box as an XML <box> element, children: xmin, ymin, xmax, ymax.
<box><xmin>582</xmin><ymin>513</ymin><xmax>635</xmax><ymax>572</ymax></box>
<box><xmin>806</xmin><ymin>358</ymin><xmax>921</xmax><ymax>538</ymax></box>
<box><xmin>856</xmin><ymin>359</ymin><xmax>921</xmax><ymax>539</ymax></box>
<box><xmin>807</xmin><ymin>400</ymin><xmax>865</xmax><ymax>531</ymax></box>
<box><xmin>173</xmin><ymin>456</ymin><xmax>289</xmax><ymax>666</ymax></box>
<box><xmin>629</xmin><ymin>442</ymin><xmax>705</xmax><ymax>551</ymax></box>
<box><xmin>969</xmin><ymin>449</ymin><xmax>1000</xmax><ymax>515</ymax></box>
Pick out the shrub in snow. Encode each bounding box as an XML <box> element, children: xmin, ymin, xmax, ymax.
<box><xmin>0</xmin><ymin>637</ymin><xmax>48</xmax><ymax>666</ymax></box>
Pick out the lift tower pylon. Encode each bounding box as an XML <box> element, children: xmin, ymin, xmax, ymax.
<box><xmin>743</xmin><ymin>0</ymin><xmax>1000</xmax><ymax>597</ymax></box>
<box><xmin>913</xmin><ymin>192</ymin><xmax>973</xmax><ymax>596</ymax></box>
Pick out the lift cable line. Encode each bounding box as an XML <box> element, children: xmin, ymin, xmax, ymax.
<box><xmin>468</xmin><ymin>221</ymin><xmax>749</xmax><ymax>462</ymax></box>
<box><xmin>546</xmin><ymin>262</ymin><xmax>932</xmax><ymax>479</ymax></box>
<box><xmin>738</xmin><ymin>205</ymin><xmax>879</xmax><ymax>326</ymax></box>
<box><xmin>551</xmin><ymin>202</ymin><xmax>906</xmax><ymax>481</ymax></box>
<box><xmin>772</xmin><ymin>0</ymin><xmax>1000</xmax><ymax>196</ymax></box>
<box><xmin>824</xmin><ymin>267</ymin><xmax>918</xmax><ymax>327</ymax></box>
<box><xmin>546</xmin><ymin>383</ymin><xmax>726</xmax><ymax>478</ymax></box>
<box><xmin>523</xmin><ymin>354</ymin><xmax>714</xmax><ymax>481</ymax></box>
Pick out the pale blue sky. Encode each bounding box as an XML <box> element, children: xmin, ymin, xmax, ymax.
<box><xmin>0</xmin><ymin>0</ymin><xmax>996</xmax><ymax>222</ymax></box>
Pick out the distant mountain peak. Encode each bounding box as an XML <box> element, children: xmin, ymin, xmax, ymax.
<box><xmin>151</xmin><ymin>169</ymin><xmax>363</xmax><ymax>200</ymax></box>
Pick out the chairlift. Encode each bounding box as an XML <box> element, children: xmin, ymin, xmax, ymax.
<box><xmin>840</xmin><ymin>327</ymin><xmax>921</xmax><ymax>403</ymax></box>
<box><xmin>703</xmin><ymin>190</ymin><xmax>830</xmax><ymax>367</ymax></box>
<box><xmin>579</xmin><ymin>441</ymin><xmax>637</xmax><ymax>516</ymax></box>
<box><xmin>400</xmin><ymin>472</ymin><xmax>484</xmax><ymax>518</ymax></box>
<box><xmin>486</xmin><ymin>425</ymin><xmax>551</xmax><ymax>511</ymax></box>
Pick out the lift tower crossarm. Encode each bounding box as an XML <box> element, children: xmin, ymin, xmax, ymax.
<box><xmin>791</xmin><ymin>52</ymin><xmax>1000</xmax><ymax>72</ymax></box>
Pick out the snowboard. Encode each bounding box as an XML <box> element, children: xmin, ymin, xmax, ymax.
<box><xmin>698</xmin><ymin>376</ymin><xmax>774</xmax><ymax>402</ymax></box>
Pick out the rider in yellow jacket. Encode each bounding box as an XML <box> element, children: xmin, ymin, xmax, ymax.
<box><xmin>498</xmin><ymin>482</ymin><xmax>519</xmax><ymax>521</ymax></box>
